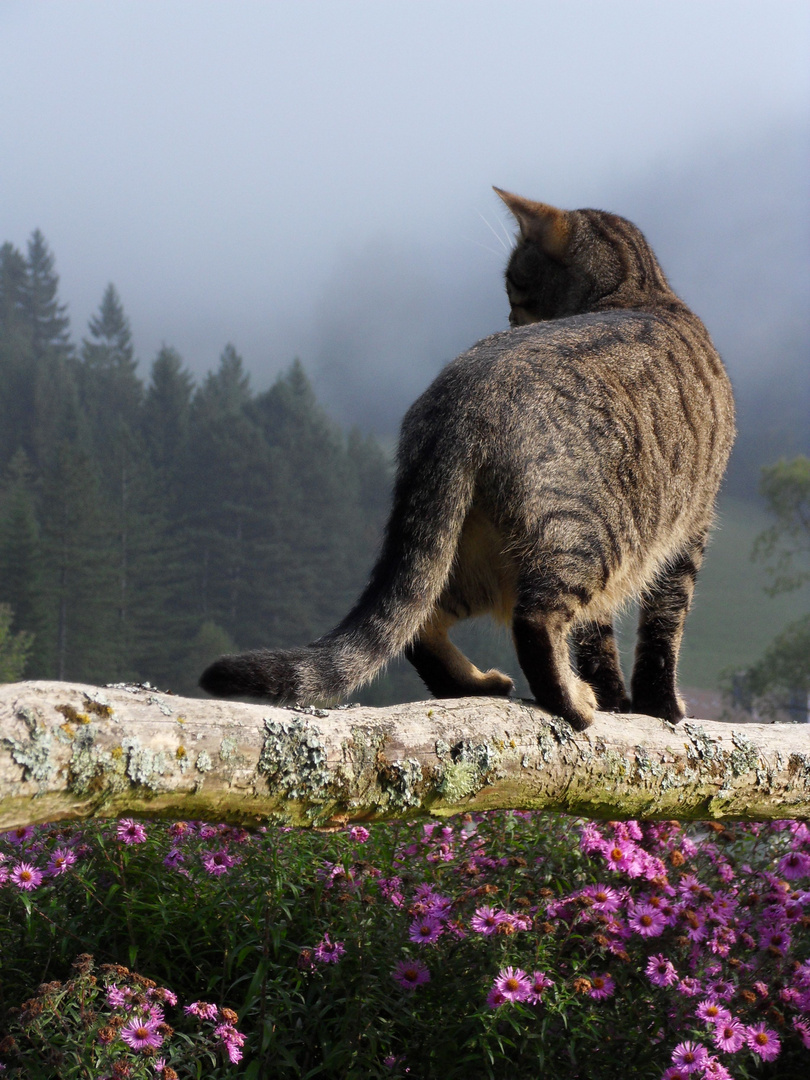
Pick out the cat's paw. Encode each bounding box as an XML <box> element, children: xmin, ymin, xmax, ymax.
<box><xmin>536</xmin><ymin>676</ymin><xmax>597</xmax><ymax>731</ymax></box>
<box><xmin>479</xmin><ymin>669</ymin><xmax>515</xmax><ymax>697</ymax></box>
<box><xmin>631</xmin><ymin>690</ymin><xmax>686</xmax><ymax>724</ymax></box>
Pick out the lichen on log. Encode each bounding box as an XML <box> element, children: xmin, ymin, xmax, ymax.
<box><xmin>1</xmin><ymin>680</ymin><xmax>810</xmax><ymax>831</ymax></box>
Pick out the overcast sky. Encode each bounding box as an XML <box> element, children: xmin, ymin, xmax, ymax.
<box><xmin>1</xmin><ymin>0</ymin><xmax>808</xmax><ymax>407</ymax></box>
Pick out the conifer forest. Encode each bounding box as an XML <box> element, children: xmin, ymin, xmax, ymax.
<box><xmin>0</xmin><ymin>232</ymin><xmax>404</xmax><ymax>701</ymax></box>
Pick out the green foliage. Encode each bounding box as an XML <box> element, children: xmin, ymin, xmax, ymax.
<box><xmin>0</xmin><ymin>602</ymin><xmax>33</xmax><ymax>682</ymax></box>
<box><xmin>734</xmin><ymin>456</ymin><xmax>810</xmax><ymax>717</ymax></box>
<box><xmin>0</xmin><ymin>232</ymin><xmax>405</xmax><ymax>699</ymax></box>
<box><xmin>3</xmin><ymin>815</ymin><xmax>810</xmax><ymax>1077</ymax></box>
<box><xmin>753</xmin><ymin>455</ymin><xmax>810</xmax><ymax>596</ymax></box>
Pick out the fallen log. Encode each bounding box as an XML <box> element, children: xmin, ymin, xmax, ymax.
<box><xmin>1</xmin><ymin>680</ymin><xmax>809</xmax><ymax>831</ymax></box>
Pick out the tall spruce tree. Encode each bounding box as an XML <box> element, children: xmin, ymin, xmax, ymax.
<box><xmin>0</xmin><ymin>450</ymin><xmax>48</xmax><ymax>675</ymax></box>
<box><xmin>20</xmin><ymin>232</ymin><xmax>80</xmax><ymax>468</ymax></box>
<box><xmin>0</xmin><ymin>243</ymin><xmax>35</xmax><ymax>468</ymax></box>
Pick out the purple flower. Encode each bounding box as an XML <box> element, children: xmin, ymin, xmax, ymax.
<box><xmin>712</xmin><ymin>1018</ymin><xmax>745</xmax><ymax>1053</ymax></box>
<box><xmin>5</xmin><ymin>825</ymin><xmax>35</xmax><ymax>845</ymax></box>
<box><xmin>628</xmin><ymin>903</ymin><xmax>666</xmax><ymax>938</ymax></box>
<box><xmin>184</xmin><ymin>1001</ymin><xmax>218</xmax><ymax>1019</ymax></box>
<box><xmin>46</xmin><ymin>846</ymin><xmax>77</xmax><ymax>876</ymax></box>
<box><xmin>646</xmin><ymin>954</ymin><xmax>678</xmax><ymax>988</ymax></box>
<box><xmin>408</xmin><ymin>915</ymin><xmax>443</xmax><ymax>945</ymax></box>
<box><xmin>314</xmin><ymin>933</ymin><xmax>346</xmax><ymax>963</ymax></box>
<box><xmin>694</xmin><ymin>999</ymin><xmax>730</xmax><ymax>1025</ymax></box>
<box><xmin>527</xmin><ymin>970</ymin><xmax>554</xmax><ymax>1002</ymax></box>
<box><xmin>470</xmin><ymin>905</ymin><xmax>504</xmax><ymax>934</ymax></box>
<box><xmin>349</xmin><ymin>826</ymin><xmax>370</xmax><ymax>844</ymax></box>
<box><xmin>588</xmin><ymin>973</ymin><xmax>615</xmax><ymax>1000</ymax></box>
<box><xmin>120</xmin><ymin>1017</ymin><xmax>163</xmax><ymax>1051</ymax></box>
<box><xmin>670</xmin><ymin>1040</ymin><xmax>708</xmax><ymax>1073</ymax></box>
<box><xmin>214</xmin><ymin>1022</ymin><xmax>246</xmax><ymax>1064</ymax></box>
<box><xmin>117</xmin><ymin>819</ymin><xmax>147</xmax><ymax>844</ymax></box>
<box><xmin>583</xmin><ymin>883</ymin><xmax>622</xmax><ymax>913</ymax></box>
<box><xmin>493</xmin><ymin>966</ymin><xmax>532</xmax><ymax>1002</ymax></box>
<box><xmin>746</xmin><ymin>1022</ymin><xmax>780</xmax><ymax>1061</ymax></box>
<box><xmin>392</xmin><ymin>959</ymin><xmax>431</xmax><ymax>990</ymax></box>
<box><xmin>777</xmin><ymin>850</ymin><xmax>810</xmax><ymax>879</ymax></box>
<box><xmin>10</xmin><ymin>862</ymin><xmax>43</xmax><ymax>891</ymax></box>
<box><xmin>201</xmin><ymin>848</ymin><xmax>238</xmax><ymax>876</ymax></box>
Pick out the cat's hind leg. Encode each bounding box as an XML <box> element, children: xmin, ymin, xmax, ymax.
<box><xmin>573</xmin><ymin>620</ymin><xmax>631</xmax><ymax>712</ymax></box>
<box><xmin>630</xmin><ymin>533</ymin><xmax>706</xmax><ymax>723</ymax></box>
<box><xmin>513</xmin><ymin>600</ymin><xmax>598</xmax><ymax>731</ymax></box>
<box><xmin>405</xmin><ymin>610</ymin><xmax>514</xmax><ymax>698</ymax></box>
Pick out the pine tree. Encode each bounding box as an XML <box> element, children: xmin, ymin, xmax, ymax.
<box><xmin>0</xmin><ymin>450</ymin><xmax>48</xmax><ymax>674</ymax></box>
<box><xmin>0</xmin><ymin>243</ymin><xmax>35</xmax><ymax>468</ymax></box>
<box><xmin>80</xmin><ymin>283</ymin><xmax>142</xmax><ymax>451</ymax></box>
<box><xmin>39</xmin><ymin>443</ymin><xmax>116</xmax><ymax>681</ymax></box>
<box><xmin>20</xmin><ymin>232</ymin><xmax>80</xmax><ymax>469</ymax></box>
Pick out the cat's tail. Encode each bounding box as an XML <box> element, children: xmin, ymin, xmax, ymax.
<box><xmin>198</xmin><ymin>439</ymin><xmax>476</xmax><ymax>704</ymax></box>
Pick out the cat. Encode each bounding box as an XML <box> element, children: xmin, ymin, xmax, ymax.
<box><xmin>199</xmin><ymin>189</ymin><xmax>735</xmax><ymax>730</ymax></box>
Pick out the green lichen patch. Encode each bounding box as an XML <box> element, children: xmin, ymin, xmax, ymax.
<box><xmin>4</xmin><ymin>707</ymin><xmax>55</xmax><ymax>786</ymax></box>
<box><xmin>436</xmin><ymin>739</ymin><xmax>503</xmax><ymax>803</ymax></box>
<box><xmin>68</xmin><ymin>730</ymin><xmax>130</xmax><ymax>797</ymax></box>
<box><xmin>258</xmin><ymin>717</ymin><xmax>331</xmax><ymax>801</ymax></box>
<box><xmin>377</xmin><ymin>757</ymin><xmax>424</xmax><ymax>809</ymax></box>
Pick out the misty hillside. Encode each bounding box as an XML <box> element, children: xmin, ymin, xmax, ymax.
<box><xmin>307</xmin><ymin>120</ymin><xmax>809</xmax><ymax>498</ymax></box>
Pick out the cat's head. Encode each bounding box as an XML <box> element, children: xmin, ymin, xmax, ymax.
<box><xmin>494</xmin><ymin>188</ymin><xmax>673</xmax><ymax>324</ymax></box>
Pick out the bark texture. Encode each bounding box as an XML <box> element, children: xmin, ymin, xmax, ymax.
<box><xmin>2</xmin><ymin>680</ymin><xmax>810</xmax><ymax>831</ymax></box>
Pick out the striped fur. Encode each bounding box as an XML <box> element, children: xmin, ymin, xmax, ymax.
<box><xmin>200</xmin><ymin>191</ymin><xmax>735</xmax><ymax>729</ymax></box>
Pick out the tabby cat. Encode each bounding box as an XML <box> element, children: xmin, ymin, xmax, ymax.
<box><xmin>200</xmin><ymin>189</ymin><xmax>735</xmax><ymax>730</ymax></box>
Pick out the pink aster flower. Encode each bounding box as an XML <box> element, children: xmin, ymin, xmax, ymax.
<box><xmin>117</xmin><ymin>819</ymin><xmax>147</xmax><ymax>844</ymax></box>
<box><xmin>201</xmin><ymin>848</ymin><xmax>237</xmax><ymax>876</ymax></box>
<box><xmin>5</xmin><ymin>825</ymin><xmax>35</xmax><ymax>845</ymax></box>
<box><xmin>10</xmin><ymin>862</ymin><xmax>43</xmax><ymax>891</ymax></box>
<box><xmin>670</xmin><ymin>1040</ymin><xmax>708</xmax><ymax>1073</ymax></box>
<box><xmin>409</xmin><ymin>915</ymin><xmax>443</xmax><ymax>945</ymax></box>
<box><xmin>184</xmin><ymin>1001</ymin><xmax>218</xmax><ymax>1019</ymax></box>
<box><xmin>646</xmin><ymin>954</ymin><xmax>678</xmax><ymax>988</ymax></box>
<box><xmin>214</xmin><ymin>1022</ymin><xmax>246</xmax><ymax>1064</ymax></box>
<box><xmin>746</xmin><ymin>1022</ymin><xmax>780</xmax><ymax>1061</ymax></box>
<box><xmin>792</xmin><ymin>1016</ymin><xmax>810</xmax><ymax>1049</ymax></box>
<box><xmin>392</xmin><ymin>959</ymin><xmax>431</xmax><ymax>990</ymax></box>
<box><xmin>588</xmin><ymin>973</ymin><xmax>615</xmax><ymax>1000</ymax></box>
<box><xmin>602</xmin><ymin>839</ymin><xmax>636</xmax><ymax>873</ymax></box>
<box><xmin>349</xmin><ymin>826</ymin><xmax>370</xmax><ymax>843</ymax></box>
<box><xmin>106</xmin><ymin>985</ymin><xmax>131</xmax><ymax>1009</ymax></box>
<box><xmin>314</xmin><ymin>933</ymin><xmax>346</xmax><ymax>963</ymax></box>
<box><xmin>661</xmin><ymin>1067</ymin><xmax>690</xmax><ymax>1080</ymax></box>
<box><xmin>694</xmin><ymin>999</ymin><xmax>731</xmax><ymax>1025</ymax></box>
<box><xmin>527</xmin><ymin>970</ymin><xmax>554</xmax><ymax>1002</ymax></box>
<box><xmin>470</xmin><ymin>905</ymin><xmax>505</xmax><ymax>934</ymax></box>
<box><xmin>46</xmin><ymin>846</ymin><xmax>77</xmax><ymax>876</ymax></box>
<box><xmin>486</xmin><ymin>986</ymin><xmax>507</xmax><ymax>1009</ymax></box>
<box><xmin>584</xmin><ymin>883</ymin><xmax>622</xmax><ymax>914</ymax></box>
<box><xmin>120</xmin><ymin>1017</ymin><xmax>163</xmax><ymax>1051</ymax></box>
<box><xmin>702</xmin><ymin>1058</ymin><xmax>732</xmax><ymax>1080</ymax></box>
<box><xmin>628</xmin><ymin>903</ymin><xmax>666</xmax><ymax>938</ymax></box>
<box><xmin>493</xmin><ymin>966</ymin><xmax>532</xmax><ymax>1002</ymax></box>
<box><xmin>712</xmin><ymin>1018</ymin><xmax>745</xmax><ymax>1053</ymax></box>
<box><xmin>777</xmin><ymin>850</ymin><xmax>810</xmax><ymax>879</ymax></box>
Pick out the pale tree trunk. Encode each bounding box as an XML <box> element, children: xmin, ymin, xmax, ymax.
<box><xmin>2</xmin><ymin>679</ymin><xmax>810</xmax><ymax>832</ymax></box>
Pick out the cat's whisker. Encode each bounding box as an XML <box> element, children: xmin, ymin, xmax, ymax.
<box><xmin>477</xmin><ymin>211</ymin><xmax>511</xmax><ymax>253</ymax></box>
<box><xmin>461</xmin><ymin>234</ymin><xmax>505</xmax><ymax>260</ymax></box>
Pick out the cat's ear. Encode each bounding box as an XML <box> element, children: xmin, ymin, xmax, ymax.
<box><xmin>493</xmin><ymin>188</ymin><xmax>571</xmax><ymax>260</ymax></box>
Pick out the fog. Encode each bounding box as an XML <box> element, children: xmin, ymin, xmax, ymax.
<box><xmin>1</xmin><ymin>1</ymin><xmax>808</xmax><ymax>448</ymax></box>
